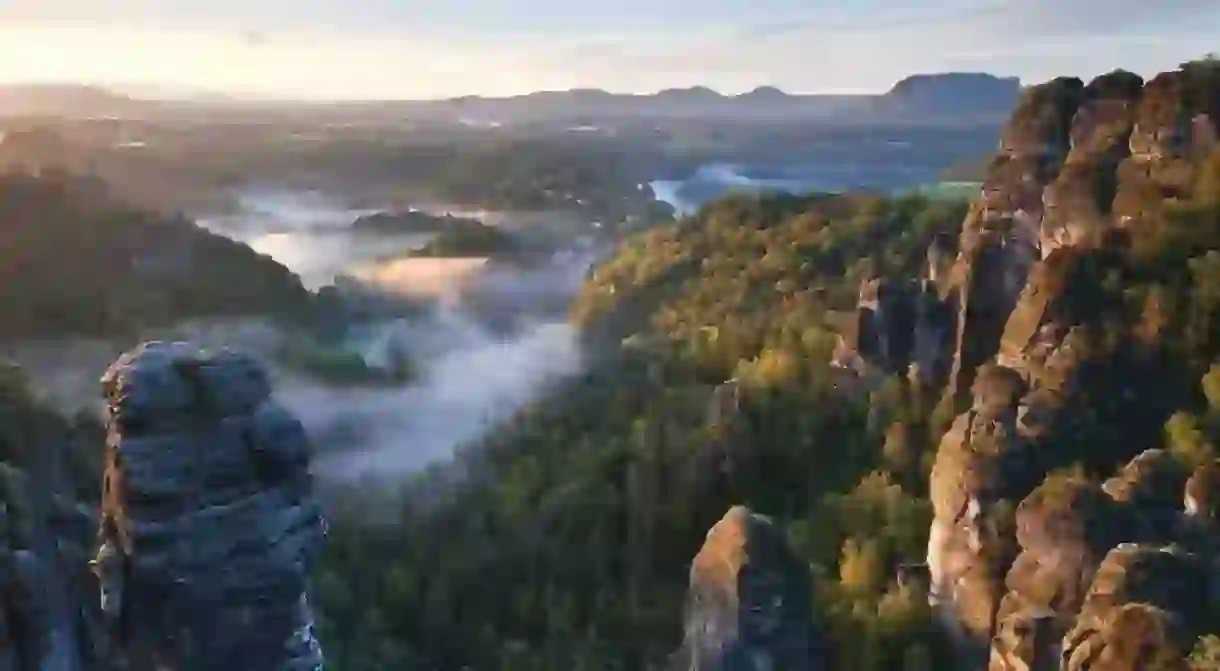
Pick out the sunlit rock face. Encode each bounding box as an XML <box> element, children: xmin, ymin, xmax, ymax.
<box><xmin>1039</xmin><ymin>70</ymin><xmax>1144</xmax><ymax>257</ymax></box>
<box><xmin>928</xmin><ymin>364</ymin><xmax>1029</xmax><ymax>665</ymax></box>
<box><xmin>986</xmin><ymin>449</ymin><xmax>1192</xmax><ymax>671</ymax></box>
<box><xmin>93</xmin><ymin>342</ymin><xmax>326</xmax><ymax>670</ymax></box>
<box><xmin>676</xmin><ymin>506</ymin><xmax>826</xmax><ymax>671</ymax></box>
<box><xmin>1113</xmin><ymin>67</ymin><xmax>1220</xmax><ymax>230</ymax></box>
<box><xmin>946</xmin><ymin>77</ymin><xmax>1085</xmax><ymax>405</ymax></box>
<box><xmin>987</xmin><ymin>475</ymin><xmax>1121</xmax><ymax>671</ymax></box>
<box><xmin>1060</xmin><ymin>545</ymin><xmax>1210</xmax><ymax>671</ymax></box>
<box><xmin>927</xmin><ymin>63</ymin><xmax>1220</xmax><ymax>669</ymax></box>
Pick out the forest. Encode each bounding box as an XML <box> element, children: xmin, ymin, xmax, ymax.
<box><xmin>314</xmin><ymin>189</ymin><xmax>971</xmax><ymax>670</ymax></box>
<box><xmin>0</xmin><ymin>170</ymin><xmax>318</xmax><ymax>340</ymax></box>
<box><xmin>312</xmin><ymin>109</ymin><xmax>1220</xmax><ymax>666</ymax></box>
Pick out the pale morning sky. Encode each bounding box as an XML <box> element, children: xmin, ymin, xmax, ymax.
<box><xmin>0</xmin><ymin>0</ymin><xmax>1216</xmax><ymax>100</ymax></box>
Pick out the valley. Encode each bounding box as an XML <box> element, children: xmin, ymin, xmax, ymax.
<box><xmin>1</xmin><ymin>56</ymin><xmax>1219</xmax><ymax>671</ymax></box>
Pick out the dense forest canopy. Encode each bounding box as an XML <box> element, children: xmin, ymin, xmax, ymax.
<box><xmin>315</xmin><ymin>191</ymin><xmax>974</xmax><ymax>670</ymax></box>
<box><xmin>0</xmin><ymin>170</ymin><xmax>317</xmax><ymax>340</ymax></box>
<box><xmin>315</xmin><ymin>120</ymin><xmax>1220</xmax><ymax>668</ymax></box>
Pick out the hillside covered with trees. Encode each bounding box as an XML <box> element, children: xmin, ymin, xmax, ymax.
<box><xmin>315</xmin><ymin>190</ymin><xmax>973</xmax><ymax>670</ymax></box>
<box><xmin>315</xmin><ymin>61</ymin><xmax>1220</xmax><ymax>671</ymax></box>
<box><xmin>0</xmin><ymin>170</ymin><xmax>318</xmax><ymax>340</ymax></box>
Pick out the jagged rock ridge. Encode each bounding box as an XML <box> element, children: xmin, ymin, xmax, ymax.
<box><xmin>913</xmin><ymin>61</ymin><xmax>1220</xmax><ymax>670</ymax></box>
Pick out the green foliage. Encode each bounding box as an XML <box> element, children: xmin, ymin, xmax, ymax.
<box><xmin>273</xmin><ymin>339</ymin><xmax>415</xmax><ymax>387</ymax></box>
<box><xmin>316</xmin><ymin>191</ymin><xmax>968</xmax><ymax>669</ymax></box>
<box><xmin>1192</xmin><ymin>635</ymin><xmax>1220</xmax><ymax>670</ymax></box>
<box><xmin>411</xmin><ymin>220</ymin><xmax>521</xmax><ymax>258</ymax></box>
<box><xmin>0</xmin><ymin>171</ymin><xmax>317</xmax><ymax>339</ymax></box>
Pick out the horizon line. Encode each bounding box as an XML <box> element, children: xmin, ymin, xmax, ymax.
<box><xmin>0</xmin><ymin>71</ymin><xmax>1025</xmax><ymax>104</ymax></box>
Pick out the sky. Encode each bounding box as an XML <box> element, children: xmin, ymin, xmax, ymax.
<box><xmin>0</xmin><ymin>0</ymin><xmax>1216</xmax><ymax>100</ymax></box>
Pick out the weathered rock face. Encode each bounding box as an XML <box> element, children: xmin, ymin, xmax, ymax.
<box><xmin>986</xmin><ymin>449</ymin><xmax>1194</xmax><ymax>671</ymax></box>
<box><xmin>1039</xmin><ymin>71</ymin><xmax>1144</xmax><ymax>256</ymax></box>
<box><xmin>946</xmin><ymin>77</ymin><xmax>1086</xmax><ymax>404</ymax></box>
<box><xmin>988</xmin><ymin>475</ymin><xmax>1123</xmax><ymax>671</ymax></box>
<box><xmin>833</xmin><ymin>268</ymin><xmax>956</xmax><ymax>388</ymax></box>
<box><xmin>676</xmin><ymin>506</ymin><xmax>825</xmax><ymax>671</ymax></box>
<box><xmin>1060</xmin><ymin>545</ymin><xmax>1211</xmax><ymax>671</ymax></box>
<box><xmin>93</xmin><ymin>342</ymin><xmax>326</xmax><ymax>671</ymax></box>
<box><xmin>0</xmin><ymin>364</ymin><xmax>110</xmax><ymax>671</ymax></box>
<box><xmin>929</xmin><ymin>63</ymin><xmax>1220</xmax><ymax>670</ymax></box>
<box><xmin>928</xmin><ymin>364</ymin><xmax>1030</xmax><ymax>662</ymax></box>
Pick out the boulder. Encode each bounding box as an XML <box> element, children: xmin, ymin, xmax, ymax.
<box><xmin>675</xmin><ymin>506</ymin><xmax>825</xmax><ymax>671</ymax></box>
<box><xmin>93</xmin><ymin>342</ymin><xmax>326</xmax><ymax>670</ymax></box>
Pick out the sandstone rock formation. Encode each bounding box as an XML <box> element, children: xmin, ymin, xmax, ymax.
<box><xmin>988</xmin><ymin>474</ymin><xmax>1123</xmax><ymax>671</ymax></box>
<box><xmin>1</xmin><ymin>363</ymin><xmax>110</xmax><ymax>671</ymax></box>
<box><xmin>1060</xmin><ymin>544</ymin><xmax>1211</xmax><ymax>671</ymax></box>
<box><xmin>832</xmin><ymin>252</ymin><xmax>956</xmax><ymax>388</ymax></box>
<box><xmin>946</xmin><ymin>77</ymin><xmax>1085</xmax><ymax>405</ymax></box>
<box><xmin>93</xmin><ymin>342</ymin><xmax>326</xmax><ymax>671</ymax></box>
<box><xmin>926</xmin><ymin>62</ymin><xmax>1220</xmax><ymax>670</ymax></box>
<box><xmin>675</xmin><ymin>506</ymin><xmax>825</xmax><ymax>671</ymax></box>
<box><xmin>928</xmin><ymin>364</ymin><xmax>1028</xmax><ymax>661</ymax></box>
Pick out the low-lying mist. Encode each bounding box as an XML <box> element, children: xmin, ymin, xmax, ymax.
<box><xmin>2</xmin><ymin>218</ymin><xmax>600</xmax><ymax>500</ymax></box>
<box><xmin>289</xmin><ymin>308</ymin><xmax>582</xmax><ymax>484</ymax></box>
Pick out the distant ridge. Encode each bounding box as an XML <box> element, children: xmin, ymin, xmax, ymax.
<box><xmin>0</xmin><ymin>72</ymin><xmax>1023</xmax><ymax>123</ymax></box>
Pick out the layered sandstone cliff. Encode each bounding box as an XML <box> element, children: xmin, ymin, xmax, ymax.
<box><xmin>925</xmin><ymin>62</ymin><xmax>1220</xmax><ymax>670</ymax></box>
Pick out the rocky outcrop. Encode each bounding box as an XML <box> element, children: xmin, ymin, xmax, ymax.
<box><xmin>0</xmin><ymin>363</ymin><xmax>110</xmax><ymax>671</ymax></box>
<box><xmin>986</xmin><ymin>450</ymin><xmax>1193</xmax><ymax>671</ymax></box>
<box><xmin>1060</xmin><ymin>544</ymin><xmax>1211</xmax><ymax>670</ymax></box>
<box><xmin>833</xmin><ymin>277</ymin><xmax>915</xmax><ymax>376</ymax></box>
<box><xmin>928</xmin><ymin>364</ymin><xmax>1030</xmax><ymax>661</ymax></box>
<box><xmin>929</xmin><ymin>62</ymin><xmax>1220</xmax><ymax>669</ymax></box>
<box><xmin>832</xmin><ymin>245</ymin><xmax>957</xmax><ymax>388</ymax></box>
<box><xmin>93</xmin><ymin>342</ymin><xmax>326</xmax><ymax>670</ymax></box>
<box><xmin>946</xmin><ymin>77</ymin><xmax>1085</xmax><ymax>405</ymax></box>
<box><xmin>1039</xmin><ymin>71</ymin><xmax>1144</xmax><ymax>256</ymax></box>
<box><xmin>987</xmin><ymin>474</ymin><xmax>1123</xmax><ymax>671</ymax></box>
<box><xmin>675</xmin><ymin>506</ymin><xmax>826</xmax><ymax>671</ymax></box>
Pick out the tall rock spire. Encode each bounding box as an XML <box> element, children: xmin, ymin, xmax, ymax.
<box><xmin>93</xmin><ymin>342</ymin><xmax>326</xmax><ymax>670</ymax></box>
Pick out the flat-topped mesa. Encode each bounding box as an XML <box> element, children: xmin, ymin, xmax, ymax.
<box><xmin>93</xmin><ymin>342</ymin><xmax>326</xmax><ymax>671</ymax></box>
<box><xmin>947</xmin><ymin>77</ymin><xmax>1085</xmax><ymax>405</ymax></box>
<box><xmin>675</xmin><ymin>506</ymin><xmax>827</xmax><ymax>671</ymax></box>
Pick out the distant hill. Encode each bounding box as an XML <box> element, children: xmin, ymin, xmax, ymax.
<box><xmin>428</xmin><ymin>74</ymin><xmax>1021</xmax><ymax>123</ymax></box>
<box><xmin>0</xmin><ymin>73</ymin><xmax>1022</xmax><ymax>125</ymax></box>
<box><xmin>878</xmin><ymin>72</ymin><xmax>1023</xmax><ymax>120</ymax></box>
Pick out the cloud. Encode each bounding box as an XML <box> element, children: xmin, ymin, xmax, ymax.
<box><xmin>741</xmin><ymin>0</ymin><xmax>1220</xmax><ymax>41</ymax></box>
<box><xmin>0</xmin><ymin>0</ymin><xmax>1216</xmax><ymax>98</ymax></box>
